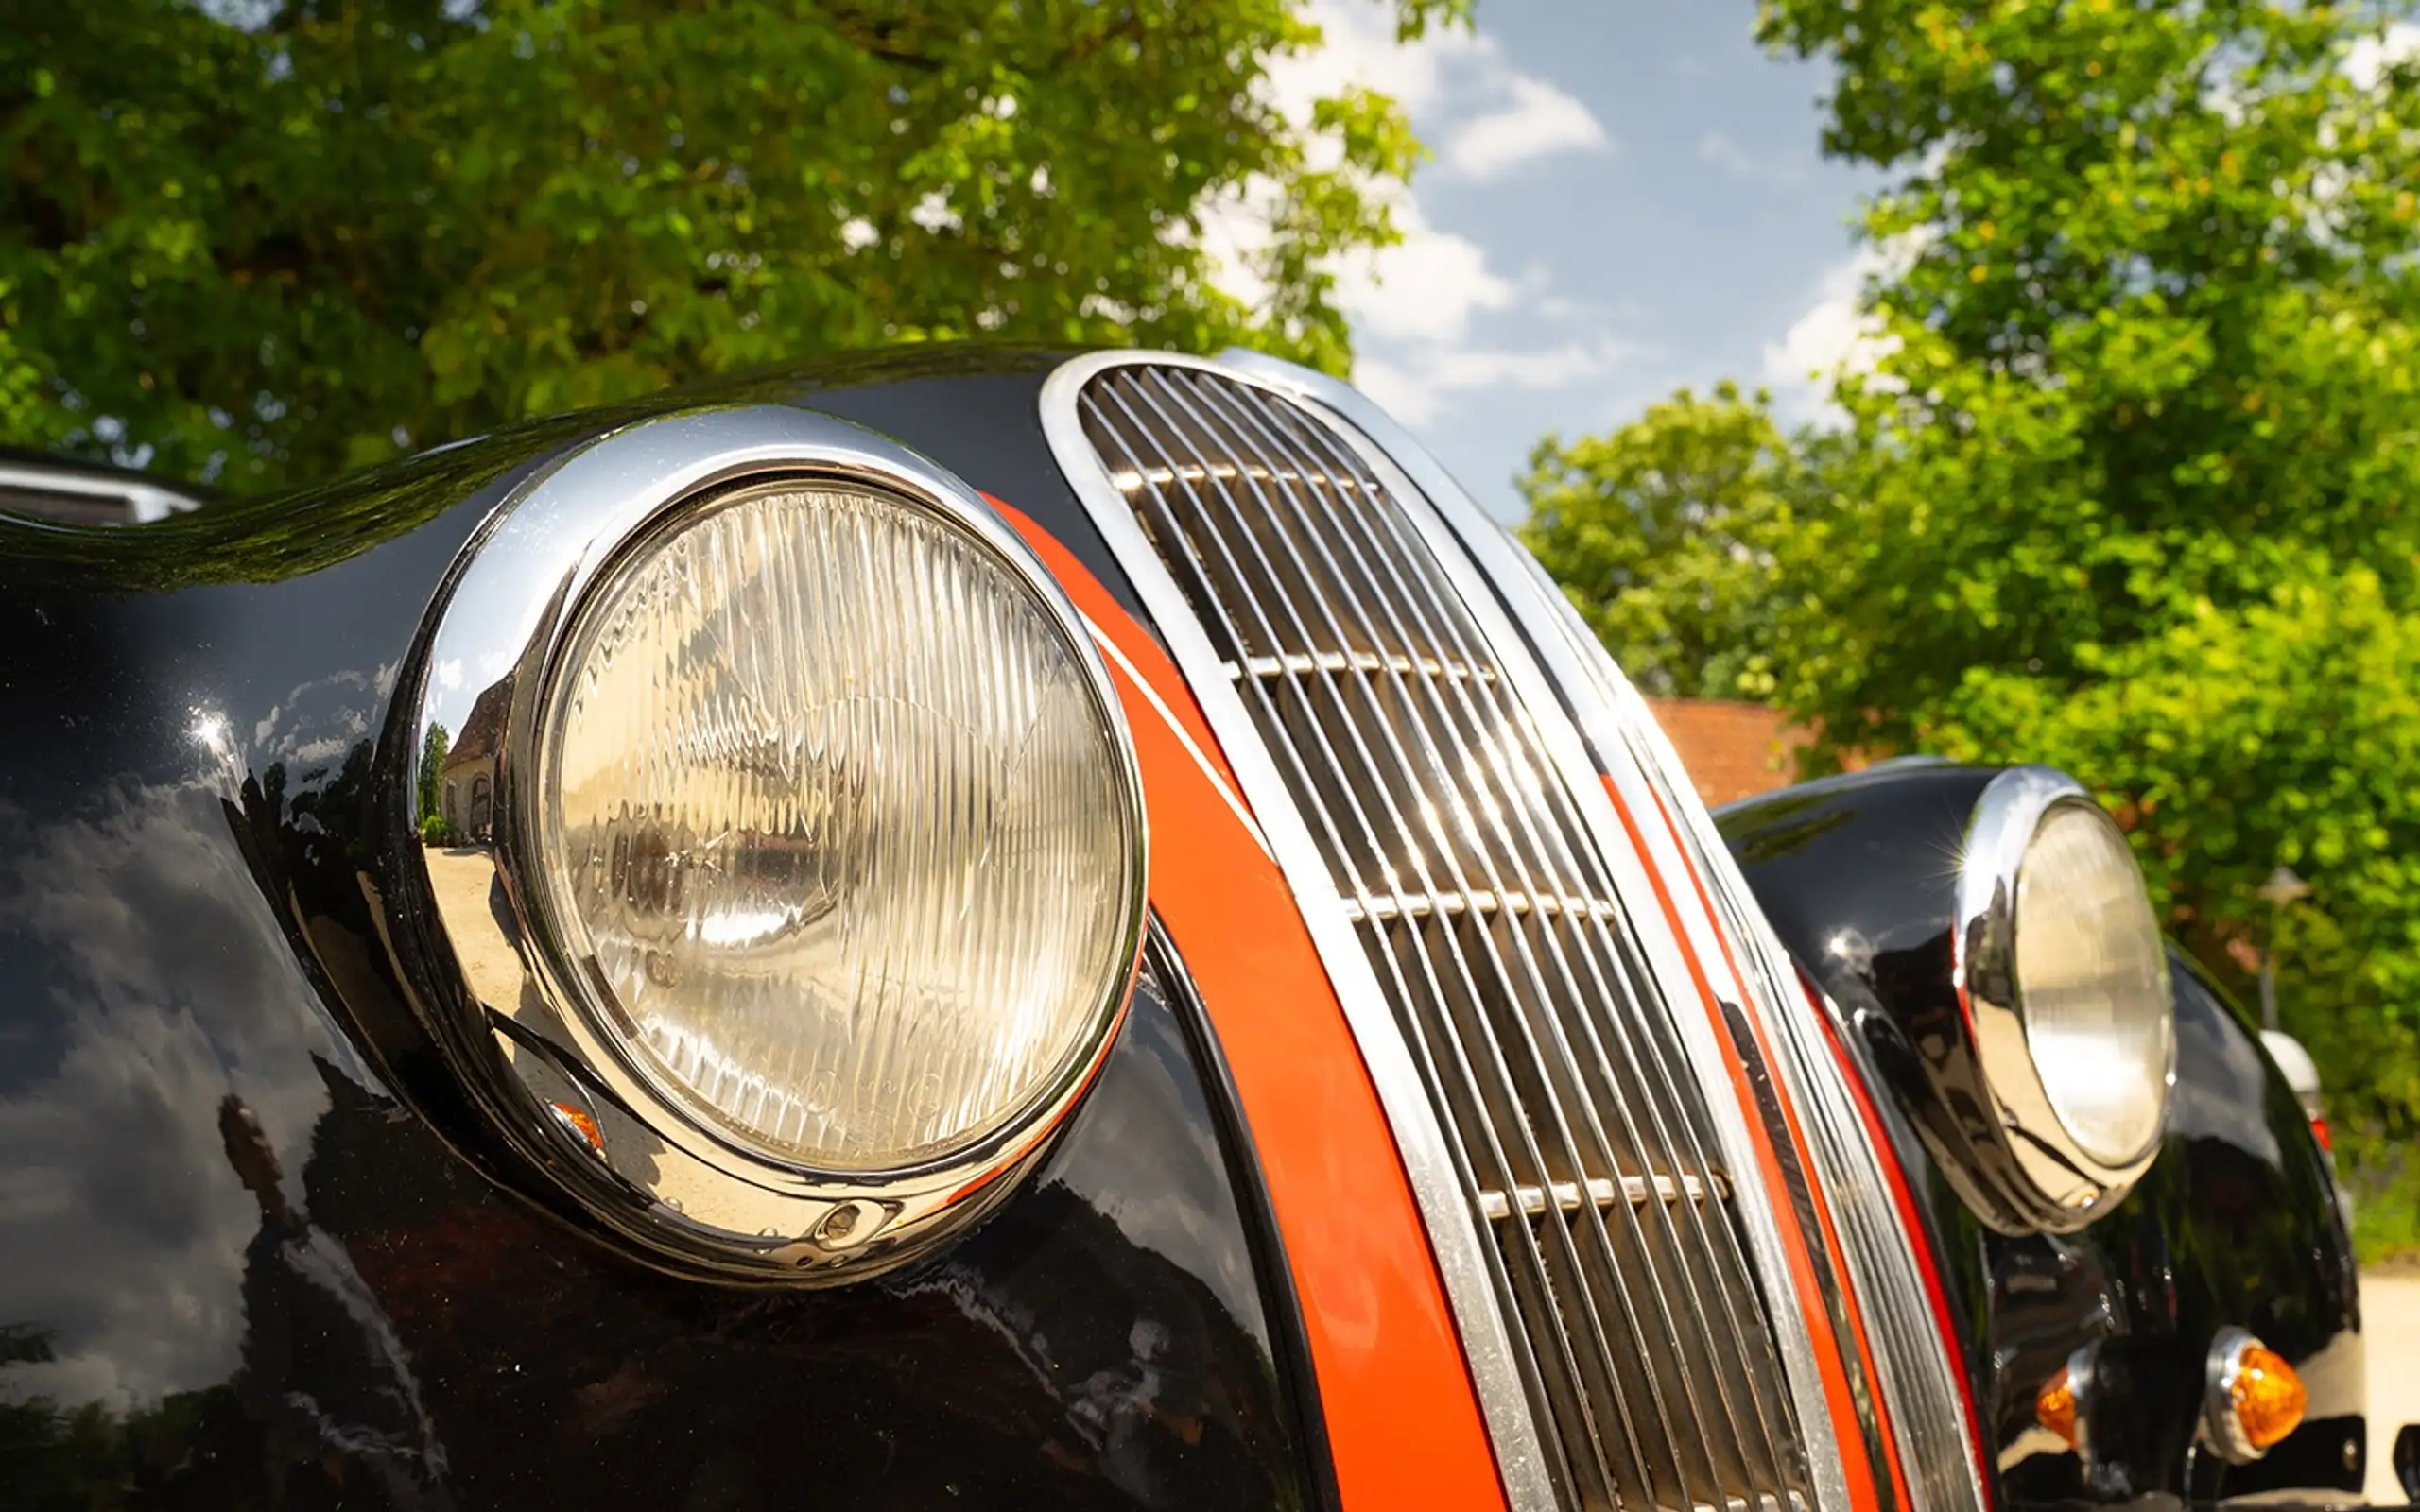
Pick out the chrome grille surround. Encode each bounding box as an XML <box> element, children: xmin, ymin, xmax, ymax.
<box><xmin>1223</xmin><ymin>350</ymin><xmax>1993</xmax><ymax>1512</ymax></box>
<box><xmin>1041</xmin><ymin>352</ymin><xmax>1850</xmax><ymax>1512</ymax></box>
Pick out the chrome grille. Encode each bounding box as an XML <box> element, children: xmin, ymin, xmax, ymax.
<box><xmin>1072</xmin><ymin>363</ymin><xmax>1817</xmax><ymax>1512</ymax></box>
<box><xmin>1511</xmin><ymin>538</ymin><xmax>1991</xmax><ymax>1512</ymax></box>
<box><xmin>1625</xmin><ymin>724</ymin><xmax>1989</xmax><ymax>1512</ymax></box>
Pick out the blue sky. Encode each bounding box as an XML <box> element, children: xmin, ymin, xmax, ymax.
<box><xmin>1259</xmin><ymin>1</ymin><xmax>1886</xmax><ymax>522</ymax></box>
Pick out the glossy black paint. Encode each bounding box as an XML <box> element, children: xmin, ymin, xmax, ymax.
<box><xmin>0</xmin><ymin>350</ymin><xmax>1323</xmax><ymax>1510</ymax></box>
<box><xmin>1720</xmin><ymin>765</ymin><xmax>2363</xmax><ymax>1504</ymax></box>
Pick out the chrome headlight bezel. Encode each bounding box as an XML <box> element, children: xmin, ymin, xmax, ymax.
<box><xmin>400</xmin><ymin>405</ymin><xmax>1149</xmax><ymax>1282</ymax></box>
<box><xmin>1954</xmin><ymin>765</ymin><xmax>2174</xmax><ymax>1228</ymax></box>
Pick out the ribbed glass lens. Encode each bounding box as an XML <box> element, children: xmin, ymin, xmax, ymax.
<box><xmin>537</xmin><ymin>480</ymin><xmax>1139</xmax><ymax>1173</ymax></box>
<box><xmin>2014</xmin><ymin>803</ymin><xmax>2171</xmax><ymax>1163</ymax></box>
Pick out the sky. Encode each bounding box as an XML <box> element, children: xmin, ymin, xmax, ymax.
<box><xmin>1262</xmin><ymin>0</ymin><xmax>1887</xmax><ymax>523</ymax></box>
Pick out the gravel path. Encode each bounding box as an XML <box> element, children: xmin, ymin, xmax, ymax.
<box><xmin>2371</xmin><ymin>1273</ymin><xmax>2420</xmax><ymax>1503</ymax></box>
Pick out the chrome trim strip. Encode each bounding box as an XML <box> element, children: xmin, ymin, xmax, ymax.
<box><xmin>1039</xmin><ymin>352</ymin><xmax>1559</xmax><ymax>1511</ymax></box>
<box><xmin>402</xmin><ymin>404</ymin><xmax>1150</xmax><ymax>1281</ymax></box>
<box><xmin>1212</xmin><ymin>348</ymin><xmax>1853</xmax><ymax>1512</ymax></box>
<box><xmin>1230</xmin><ymin>648</ymin><xmax>1500</xmax><ymax>684</ymax></box>
<box><xmin>1341</xmin><ymin>890</ymin><xmax>1621</xmax><ymax>924</ymax></box>
<box><xmin>1521</xmin><ymin>537</ymin><xmax>1979</xmax><ymax>1512</ymax></box>
<box><xmin>1112</xmin><ymin>363</ymin><xmax>1707</xmax><ymax>1501</ymax></box>
<box><xmin>0</xmin><ymin>460</ymin><xmax>202</xmax><ymax>523</ymax></box>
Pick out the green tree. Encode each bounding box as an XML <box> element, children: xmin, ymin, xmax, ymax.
<box><xmin>417</xmin><ymin>722</ymin><xmax>450</xmax><ymax>837</ymax></box>
<box><xmin>1</xmin><ymin>0</ymin><xmax>1462</xmax><ymax>493</ymax></box>
<box><xmin>1523</xmin><ymin>3</ymin><xmax>2420</xmax><ymax>1247</ymax></box>
<box><xmin>1518</xmin><ymin>381</ymin><xmax>1819</xmax><ymax>700</ymax></box>
<box><xmin>1743</xmin><ymin>0</ymin><xmax>2420</xmax><ymax>1240</ymax></box>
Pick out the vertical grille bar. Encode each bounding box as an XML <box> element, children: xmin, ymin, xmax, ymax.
<box><xmin>1066</xmin><ymin>361</ymin><xmax>1821</xmax><ymax>1512</ymax></box>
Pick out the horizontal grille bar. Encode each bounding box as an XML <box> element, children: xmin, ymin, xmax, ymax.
<box><xmin>1105</xmin><ymin>460</ymin><xmax>1368</xmax><ymax>493</ymax></box>
<box><xmin>1342</xmin><ymin>890</ymin><xmax>1620</xmax><ymax>925</ymax></box>
<box><xmin>1227</xmin><ymin>650</ymin><xmax>1499</xmax><ymax>685</ymax></box>
<box><xmin>1478</xmin><ymin>1171</ymin><xmax>1732</xmax><ymax>1222</ymax></box>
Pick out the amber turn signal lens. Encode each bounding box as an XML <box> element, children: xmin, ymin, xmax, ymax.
<box><xmin>549</xmin><ymin>1100</ymin><xmax>604</xmax><ymax>1155</ymax></box>
<box><xmin>2231</xmin><ymin>1345</ymin><xmax>2307</xmax><ymax>1451</ymax></box>
<box><xmin>2035</xmin><ymin>1366</ymin><xmax>2079</xmax><ymax>1447</ymax></box>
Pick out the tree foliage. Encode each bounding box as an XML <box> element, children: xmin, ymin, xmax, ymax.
<box><xmin>1</xmin><ymin>0</ymin><xmax>1461</xmax><ymax>493</ymax></box>
<box><xmin>1519</xmin><ymin>382</ymin><xmax>1814</xmax><ymax>700</ymax></box>
<box><xmin>416</xmin><ymin>721</ymin><xmax>450</xmax><ymax>834</ymax></box>
<box><xmin>1765</xmin><ymin>0</ymin><xmax>2420</xmax><ymax>1211</ymax></box>
<box><xmin>1528</xmin><ymin>0</ymin><xmax>2420</xmax><ymax>1234</ymax></box>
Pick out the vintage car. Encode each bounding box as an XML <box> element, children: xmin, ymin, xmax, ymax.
<box><xmin>0</xmin><ymin>345</ymin><xmax>2393</xmax><ymax>1510</ymax></box>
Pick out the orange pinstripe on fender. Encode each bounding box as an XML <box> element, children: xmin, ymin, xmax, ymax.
<box><xmin>993</xmin><ymin>497</ymin><xmax>1509</xmax><ymax>1511</ymax></box>
<box><xmin>1601</xmin><ymin>772</ymin><xmax>1906</xmax><ymax>1512</ymax></box>
<box><xmin>1809</xmin><ymin>972</ymin><xmax>1995</xmax><ymax>1502</ymax></box>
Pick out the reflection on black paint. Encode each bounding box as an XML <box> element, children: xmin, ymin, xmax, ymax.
<box><xmin>5</xmin><ymin>793</ymin><xmax>1312</xmax><ymax>1511</ymax></box>
<box><xmin>220</xmin><ymin>1092</ymin><xmax>452</xmax><ymax>1510</ymax></box>
<box><xmin>0</xmin><ymin>364</ymin><xmax>1319</xmax><ymax>1511</ymax></box>
<box><xmin>4</xmin><ymin>773</ymin><xmax>1315</xmax><ymax>1509</ymax></box>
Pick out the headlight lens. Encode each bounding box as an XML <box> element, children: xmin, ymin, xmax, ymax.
<box><xmin>535</xmin><ymin>477</ymin><xmax>1143</xmax><ymax>1174</ymax></box>
<box><xmin>2014</xmin><ymin>802</ymin><xmax>2172</xmax><ymax>1164</ymax></box>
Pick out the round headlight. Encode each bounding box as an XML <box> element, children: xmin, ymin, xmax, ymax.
<box><xmin>2013</xmin><ymin>802</ymin><xmax>2173</xmax><ymax>1164</ymax></box>
<box><xmin>1956</xmin><ymin>765</ymin><xmax>2173</xmax><ymax>1228</ymax></box>
<box><xmin>406</xmin><ymin>406</ymin><xmax>1148</xmax><ymax>1280</ymax></box>
<box><xmin>536</xmin><ymin>478</ymin><xmax>1143</xmax><ymax>1174</ymax></box>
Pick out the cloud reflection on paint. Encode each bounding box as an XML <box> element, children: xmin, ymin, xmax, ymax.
<box><xmin>0</xmin><ymin>772</ymin><xmax>368</xmax><ymax>1410</ymax></box>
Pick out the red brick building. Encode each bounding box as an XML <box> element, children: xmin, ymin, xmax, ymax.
<box><xmin>1642</xmin><ymin>698</ymin><xmax>1806</xmax><ymax>809</ymax></box>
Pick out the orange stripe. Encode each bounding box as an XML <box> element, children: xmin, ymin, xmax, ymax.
<box><xmin>1635</xmin><ymin>778</ymin><xmax>1913</xmax><ymax>1512</ymax></box>
<box><xmin>997</xmin><ymin>499</ymin><xmax>1508</xmax><ymax>1511</ymax></box>
<box><xmin>1599</xmin><ymin>776</ymin><xmax>1885</xmax><ymax>1512</ymax></box>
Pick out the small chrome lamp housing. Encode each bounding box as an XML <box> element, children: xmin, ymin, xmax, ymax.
<box><xmin>1953</xmin><ymin>765</ymin><xmax>2175</xmax><ymax>1230</ymax></box>
<box><xmin>396</xmin><ymin>406</ymin><xmax>1150</xmax><ymax>1282</ymax></box>
<box><xmin>2201</xmin><ymin>1328</ymin><xmax>2308</xmax><ymax>1464</ymax></box>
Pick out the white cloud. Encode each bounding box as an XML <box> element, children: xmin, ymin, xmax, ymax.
<box><xmin>1270</xmin><ymin>0</ymin><xmax>1609</xmax><ymax>180</ymax></box>
<box><xmin>1761</xmin><ymin>252</ymin><xmax>1869</xmax><ymax>411</ymax></box>
<box><xmin>1699</xmin><ymin>131</ymin><xmax>1755</xmax><ymax>176</ymax></box>
<box><xmin>1445</xmin><ymin>76</ymin><xmax>1611</xmax><ymax>179</ymax></box>
<box><xmin>1210</xmin><ymin>0</ymin><xmax>1624</xmax><ymax>432</ymax></box>
<box><xmin>0</xmin><ymin>782</ymin><xmax>365</xmax><ymax>1407</ymax></box>
<box><xmin>1759</xmin><ymin>241</ymin><xmax>1926</xmax><ymax>423</ymax></box>
<box><xmin>1192</xmin><ymin>176</ymin><xmax>1281</xmax><ymax>317</ymax></box>
<box><xmin>1266</xmin><ymin>0</ymin><xmax>1466</xmax><ymax>126</ymax></box>
<box><xmin>1333</xmin><ymin>199</ymin><xmax>1518</xmax><ymax>344</ymax></box>
<box><xmin>1199</xmin><ymin>171</ymin><xmax>1520</xmax><ymax>349</ymax></box>
<box><xmin>1357</xmin><ymin>337</ymin><xmax>1638</xmax><ymax>427</ymax></box>
<box><xmin>434</xmin><ymin>657</ymin><xmax>463</xmax><ymax>694</ymax></box>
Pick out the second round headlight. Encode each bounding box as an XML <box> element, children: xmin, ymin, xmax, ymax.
<box><xmin>532</xmin><ymin>476</ymin><xmax>1146</xmax><ymax>1177</ymax></box>
<box><xmin>1957</xmin><ymin>765</ymin><xmax>2174</xmax><ymax>1228</ymax></box>
<box><xmin>2014</xmin><ymin>801</ymin><xmax>2173</xmax><ymax>1165</ymax></box>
